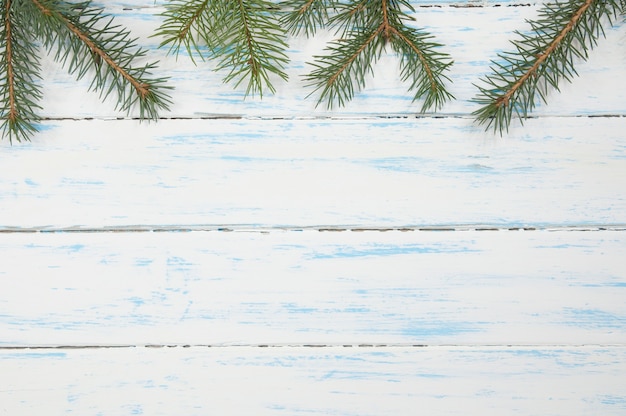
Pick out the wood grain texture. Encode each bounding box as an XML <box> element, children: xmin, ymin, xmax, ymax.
<box><xmin>2</xmin><ymin>346</ymin><xmax>626</xmax><ymax>415</ymax></box>
<box><xmin>1</xmin><ymin>117</ymin><xmax>625</xmax><ymax>229</ymax></box>
<box><xmin>1</xmin><ymin>229</ymin><xmax>624</xmax><ymax>347</ymax></box>
<box><xmin>2</xmin><ymin>2</ymin><xmax>626</xmax><ymax>414</ymax></box>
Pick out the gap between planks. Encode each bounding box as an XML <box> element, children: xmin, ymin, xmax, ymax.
<box><xmin>2</xmin><ymin>343</ymin><xmax>625</xmax><ymax>351</ymax></box>
<box><xmin>118</xmin><ymin>2</ymin><xmax>540</xmax><ymax>12</ymax></box>
<box><xmin>34</xmin><ymin>114</ymin><xmax>626</xmax><ymax>121</ymax></box>
<box><xmin>2</xmin><ymin>224</ymin><xmax>625</xmax><ymax>233</ymax></box>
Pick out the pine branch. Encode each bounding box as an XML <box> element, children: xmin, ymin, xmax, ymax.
<box><xmin>329</xmin><ymin>0</ymin><xmax>379</xmax><ymax>31</ymax></box>
<box><xmin>0</xmin><ymin>0</ymin><xmax>42</xmax><ymax>143</ymax></box>
<box><xmin>30</xmin><ymin>0</ymin><xmax>172</xmax><ymax>120</ymax></box>
<box><xmin>157</xmin><ymin>0</ymin><xmax>289</xmax><ymax>98</ymax></box>
<box><xmin>305</xmin><ymin>28</ymin><xmax>384</xmax><ymax>108</ymax></box>
<box><xmin>156</xmin><ymin>0</ymin><xmax>216</xmax><ymax>63</ymax></box>
<box><xmin>472</xmin><ymin>0</ymin><xmax>623</xmax><ymax>134</ymax></box>
<box><xmin>280</xmin><ymin>0</ymin><xmax>337</xmax><ymax>37</ymax></box>
<box><xmin>305</xmin><ymin>0</ymin><xmax>453</xmax><ymax>111</ymax></box>
<box><xmin>390</xmin><ymin>26</ymin><xmax>454</xmax><ymax>112</ymax></box>
<box><xmin>0</xmin><ymin>0</ymin><xmax>172</xmax><ymax>143</ymax></box>
<box><xmin>212</xmin><ymin>0</ymin><xmax>289</xmax><ymax>97</ymax></box>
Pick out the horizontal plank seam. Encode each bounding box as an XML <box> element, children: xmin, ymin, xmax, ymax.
<box><xmin>2</xmin><ymin>343</ymin><xmax>625</xmax><ymax>350</ymax></box>
<box><xmin>2</xmin><ymin>224</ymin><xmax>625</xmax><ymax>233</ymax></box>
<box><xmin>35</xmin><ymin>114</ymin><xmax>626</xmax><ymax>122</ymax></box>
<box><xmin>119</xmin><ymin>3</ymin><xmax>538</xmax><ymax>12</ymax></box>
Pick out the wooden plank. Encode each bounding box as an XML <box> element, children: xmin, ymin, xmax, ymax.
<box><xmin>1</xmin><ymin>229</ymin><xmax>624</xmax><ymax>346</ymax></box>
<box><xmin>4</xmin><ymin>4</ymin><xmax>625</xmax><ymax>413</ymax></box>
<box><xmin>36</xmin><ymin>5</ymin><xmax>626</xmax><ymax>118</ymax></box>
<box><xmin>2</xmin><ymin>117</ymin><xmax>625</xmax><ymax>229</ymax></box>
<box><xmin>2</xmin><ymin>346</ymin><xmax>626</xmax><ymax>415</ymax></box>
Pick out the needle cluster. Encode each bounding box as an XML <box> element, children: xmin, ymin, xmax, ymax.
<box><xmin>1</xmin><ymin>1</ymin><xmax>625</xmax><ymax>143</ymax></box>
<box><xmin>295</xmin><ymin>0</ymin><xmax>454</xmax><ymax>111</ymax></box>
<box><xmin>0</xmin><ymin>0</ymin><xmax>172</xmax><ymax>143</ymax></box>
<box><xmin>157</xmin><ymin>0</ymin><xmax>289</xmax><ymax>97</ymax></box>
<box><xmin>473</xmin><ymin>0</ymin><xmax>624</xmax><ymax>134</ymax></box>
<box><xmin>157</xmin><ymin>0</ymin><xmax>454</xmax><ymax>111</ymax></box>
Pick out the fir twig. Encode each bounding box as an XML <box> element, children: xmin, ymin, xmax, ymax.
<box><xmin>156</xmin><ymin>0</ymin><xmax>215</xmax><ymax>63</ymax></box>
<box><xmin>0</xmin><ymin>0</ymin><xmax>42</xmax><ymax>142</ymax></box>
<box><xmin>156</xmin><ymin>0</ymin><xmax>289</xmax><ymax>98</ymax></box>
<box><xmin>472</xmin><ymin>0</ymin><xmax>624</xmax><ymax>134</ymax></box>
<box><xmin>304</xmin><ymin>0</ymin><xmax>453</xmax><ymax>111</ymax></box>
<box><xmin>391</xmin><ymin>25</ymin><xmax>454</xmax><ymax>112</ymax></box>
<box><xmin>31</xmin><ymin>0</ymin><xmax>172</xmax><ymax>119</ymax></box>
<box><xmin>212</xmin><ymin>0</ymin><xmax>289</xmax><ymax>97</ymax></box>
<box><xmin>0</xmin><ymin>0</ymin><xmax>172</xmax><ymax>143</ymax></box>
<box><xmin>305</xmin><ymin>29</ymin><xmax>383</xmax><ymax>108</ymax></box>
<box><xmin>280</xmin><ymin>0</ymin><xmax>337</xmax><ymax>37</ymax></box>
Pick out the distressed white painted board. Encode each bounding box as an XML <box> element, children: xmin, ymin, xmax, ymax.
<box><xmin>2</xmin><ymin>1</ymin><xmax>626</xmax><ymax>414</ymax></box>
<box><xmin>37</xmin><ymin>4</ymin><xmax>626</xmax><ymax>119</ymax></box>
<box><xmin>1</xmin><ymin>117</ymin><xmax>625</xmax><ymax>229</ymax></box>
<box><xmin>1</xmin><ymin>229</ymin><xmax>624</xmax><ymax>346</ymax></box>
<box><xmin>2</xmin><ymin>346</ymin><xmax>626</xmax><ymax>415</ymax></box>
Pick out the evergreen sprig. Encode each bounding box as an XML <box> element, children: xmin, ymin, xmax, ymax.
<box><xmin>156</xmin><ymin>0</ymin><xmax>214</xmax><ymax>63</ymax></box>
<box><xmin>3</xmin><ymin>1</ymin><xmax>624</xmax><ymax>143</ymax></box>
<box><xmin>295</xmin><ymin>0</ymin><xmax>454</xmax><ymax>111</ymax></box>
<box><xmin>472</xmin><ymin>0</ymin><xmax>624</xmax><ymax>134</ymax></box>
<box><xmin>1</xmin><ymin>0</ymin><xmax>43</xmax><ymax>140</ymax></box>
<box><xmin>157</xmin><ymin>0</ymin><xmax>289</xmax><ymax>97</ymax></box>
<box><xmin>0</xmin><ymin>0</ymin><xmax>172</xmax><ymax>143</ymax></box>
<box><xmin>158</xmin><ymin>0</ymin><xmax>453</xmax><ymax>110</ymax></box>
<box><xmin>280</xmin><ymin>0</ymin><xmax>335</xmax><ymax>37</ymax></box>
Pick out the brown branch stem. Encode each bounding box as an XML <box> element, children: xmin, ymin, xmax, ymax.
<box><xmin>236</xmin><ymin>0</ymin><xmax>260</xmax><ymax>76</ymax></box>
<box><xmin>496</xmin><ymin>0</ymin><xmax>595</xmax><ymax>107</ymax></box>
<box><xmin>4</xmin><ymin>0</ymin><xmax>17</xmax><ymax>123</ymax></box>
<box><xmin>381</xmin><ymin>0</ymin><xmax>391</xmax><ymax>40</ymax></box>
<box><xmin>327</xmin><ymin>1</ymin><xmax>439</xmax><ymax>94</ymax></box>
<box><xmin>299</xmin><ymin>0</ymin><xmax>316</xmax><ymax>15</ymax></box>
<box><xmin>29</xmin><ymin>0</ymin><xmax>151</xmax><ymax>98</ymax></box>
<box><xmin>388</xmin><ymin>26</ymin><xmax>437</xmax><ymax>93</ymax></box>
<box><xmin>326</xmin><ymin>25</ymin><xmax>383</xmax><ymax>87</ymax></box>
<box><xmin>179</xmin><ymin>0</ymin><xmax>209</xmax><ymax>41</ymax></box>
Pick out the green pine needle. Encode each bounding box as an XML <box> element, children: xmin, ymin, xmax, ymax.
<box><xmin>156</xmin><ymin>0</ymin><xmax>216</xmax><ymax>63</ymax></box>
<box><xmin>280</xmin><ymin>0</ymin><xmax>337</xmax><ymax>37</ymax></box>
<box><xmin>33</xmin><ymin>0</ymin><xmax>172</xmax><ymax>119</ymax></box>
<box><xmin>3</xmin><ymin>0</ymin><xmax>623</xmax><ymax>142</ymax></box>
<box><xmin>0</xmin><ymin>0</ymin><xmax>43</xmax><ymax>143</ymax></box>
<box><xmin>304</xmin><ymin>0</ymin><xmax>454</xmax><ymax>111</ymax></box>
<box><xmin>472</xmin><ymin>0</ymin><xmax>624</xmax><ymax>135</ymax></box>
<box><xmin>305</xmin><ymin>29</ymin><xmax>384</xmax><ymax>108</ymax></box>
<box><xmin>211</xmin><ymin>0</ymin><xmax>289</xmax><ymax>97</ymax></box>
<box><xmin>392</xmin><ymin>26</ymin><xmax>454</xmax><ymax>112</ymax></box>
<box><xmin>157</xmin><ymin>0</ymin><xmax>289</xmax><ymax>98</ymax></box>
<box><xmin>0</xmin><ymin>0</ymin><xmax>172</xmax><ymax>143</ymax></box>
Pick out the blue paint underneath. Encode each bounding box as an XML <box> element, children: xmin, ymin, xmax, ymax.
<box><xmin>599</xmin><ymin>395</ymin><xmax>626</xmax><ymax>407</ymax></box>
<box><xmin>311</xmin><ymin>243</ymin><xmax>474</xmax><ymax>259</ymax></box>
<box><xmin>564</xmin><ymin>308</ymin><xmax>626</xmax><ymax>330</ymax></box>
<box><xmin>61</xmin><ymin>244</ymin><xmax>85</xmax><ymax>253</ymax></box>
<box><xmin>577</xmin><ymin>282</ymin><xmax>626</xmax><ymax>288</ymax></box>
<box><xmin>0</xmin><ymin>352</ymin><xmax>66</xmax><ymax>359</ymax></box>
<box><xmin>401</xmin><ymin>322</ymin><xmax>480</xmax><ymax>338</ymax></box>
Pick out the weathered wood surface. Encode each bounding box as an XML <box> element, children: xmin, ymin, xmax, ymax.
<box><xmin>1</xmin><ymin>2</ymin><xmax>626</xmax><ymax>415</ymax></box>
<box><xmin>1</xmin><ymin>117</ymin><xmax>625</xmax><ymax>229</ymax></box>
<box><xmin>3</xmin><ymin>346</ymin><xmax>626</xmax><ymax>415</ymax></box>
<box><xmin>2</xmin><ymin>229</ymin><xmax>625</xmax><ymax>347</ymax></box>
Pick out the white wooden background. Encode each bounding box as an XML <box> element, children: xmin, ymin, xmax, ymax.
<box><xmin>1</xmin><ymin>1</ymin><xmax>626</xmax><ymax>414</ymax></box>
